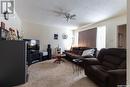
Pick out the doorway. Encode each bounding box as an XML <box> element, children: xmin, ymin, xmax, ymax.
<box><xmin>117</xmin><ymin>24</ymin><xmax>126</xmax><ymax>48</ymax></box>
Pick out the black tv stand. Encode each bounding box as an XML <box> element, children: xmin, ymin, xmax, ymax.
<box><xmin>27</xmin><ymin>50</ymin><xmax>42</xmax><ymax>65</ymax></box>
<box><xmin>23</xmin><ymin>39</ymin><xmax>43</xmax><ymax>65</ymax></box>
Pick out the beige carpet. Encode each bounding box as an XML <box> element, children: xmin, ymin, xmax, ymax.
<box><xmin>16</xmin><ymin>59</ymin><xmax>98</xmax><ymax>87</ymax></box>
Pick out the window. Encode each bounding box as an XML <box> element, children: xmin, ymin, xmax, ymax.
<box><xmin>96</xmin><ymin>26</ymin><xmax>106</xmax><ymax>50</ymax></box>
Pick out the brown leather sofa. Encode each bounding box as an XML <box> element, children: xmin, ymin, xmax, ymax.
<box><xmin>83</xmin><ymin>48</ymin><xmax>126</xmax><ymax>87</ymax></box>
<box><xmin>65</xmin><ymin>47</ymin><xmax>97</xmax><ymax>67</ymax></box>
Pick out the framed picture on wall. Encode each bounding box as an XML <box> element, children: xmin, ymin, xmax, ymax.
<box><xmin>62</xmin><ymin>33</ymin><xmax>68</xmax><ymax>39</ymax></box>
<box><xmin>54</xmin><ymin>34</ymin><xmax>58</xmax><ymax>40</ymax></box>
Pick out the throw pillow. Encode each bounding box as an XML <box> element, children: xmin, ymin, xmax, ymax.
<box><xmin>81</xmin><ymin>49</ymin><xmax>95</xmax><ymax>57</ymax></box>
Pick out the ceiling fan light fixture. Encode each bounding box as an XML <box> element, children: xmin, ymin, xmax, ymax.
<box><xmin>3</xmin><ymin>11</ymin><xmax>9</xmax><ymax>20</ymax></box>
<box><xmin>64</xmin><ymin>13</ymin><xmax>76</xmax><ymax>22</ymax></box>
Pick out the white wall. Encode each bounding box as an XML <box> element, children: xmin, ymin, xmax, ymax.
<box><xmin>74</xmin><ymin>14</ymin><xmax>127</xmax><ymax>48</ymax></box>
<box><xmin>22</xmin><ymin>21</ymin><xmax>73</xmax><ymax>54</ymax></box>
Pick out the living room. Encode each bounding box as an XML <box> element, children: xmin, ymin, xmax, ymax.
<box><xmin>0</xmin><ymin>0</ymin><xmax>130</xmax><ymax>87</ymax></box>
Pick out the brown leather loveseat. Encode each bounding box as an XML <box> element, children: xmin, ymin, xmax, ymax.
<box><xmin>83</xmin><ymin>48</ymin><xmax>126</xmax><ymax>87</ymax></box>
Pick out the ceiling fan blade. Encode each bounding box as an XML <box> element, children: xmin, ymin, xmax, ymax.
<box><xmin>71</xmin><ymin>17</ymin><xmax>76</xmax><ymax>20</ymax></box>
<box><xmin>52</xmin><ymin>10</ymin><xmax>66</xmax><ymax>16</ymax></box>
<box><xmin>71</xmin><ymin>14</ymin><xmax>76</xmax><ymax>18</ymax></box>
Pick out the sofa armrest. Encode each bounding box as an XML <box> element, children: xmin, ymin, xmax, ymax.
<box><xmin>81</xmin><ymin>58</ymin><xmax>100</xmax><ymax>65</ymax></box>
<box><xmin>107</xmin><ymin>69</ymin><xmax>126</xmax><ymax>76</ymax></box>
<box><xmin>107</xmin><ymin>69</ymin><xmax>126</xmax><ymax>86</ymax></box>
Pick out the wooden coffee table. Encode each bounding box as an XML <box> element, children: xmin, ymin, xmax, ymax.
<box><xmin>53</xmin><ymin>54</ymin><xmax>65</xmax><ymax>64</ymax></box>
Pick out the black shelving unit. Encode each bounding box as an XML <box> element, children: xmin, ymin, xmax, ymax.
<box><xmin>0</xmin><ymin>40</ymin><xmax>28</xmax><ymax>86</ymax></box>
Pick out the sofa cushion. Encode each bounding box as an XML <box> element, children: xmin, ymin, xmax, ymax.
<box><xmin>102</xmin><ymin>55</ymin><xmax>123</xmax><ymax>69</ymax></box>
<box><xmin>118</xmin><ymin>60</ymin><xmax>126</xmax><ymax>69</ymax></box>
<box><xmin>66</xmin><ymin>52</ymin><xmax>80</xmax><ymax>59</ymax></box>
<box><xmin>78</xmin><ymin>50</ymin><xmax>83</xmax><ymax>55</ymax></box>
<box><xmin>89</xmin><ymin>65</ymin><xmax>109</xmax><ymax>81</ymax></box>
<box><xmin>81</xmin><ymin>49</ymin><xmax>95</xmax><ymax>57</ymax></box>
<box><xmin>98</xmin><ymin>48</ymin><xmax>126</xmax><ymax>62</ymax></box>
<box><xmin>97</xmin><ymin>48</ymin><xmax>126</xmax><ymax>69</ymax></box>
<box><xmin>83</xmin><ymin>58</ymin><xmax>100</xmax><ymax>65</ymax></box>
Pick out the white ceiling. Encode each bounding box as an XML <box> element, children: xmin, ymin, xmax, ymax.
<box><xmin>15</xmin><ymin>0</ymin><xmax>127</xmax><ymax>29</ymax></box>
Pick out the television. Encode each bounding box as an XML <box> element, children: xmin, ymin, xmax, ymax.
<box><xmin>23</xmin><ymin>39</ymin><xmax>40</xmax><ymax>50</ymax></box>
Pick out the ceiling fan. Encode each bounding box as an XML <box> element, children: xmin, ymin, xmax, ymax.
<box><xmin>64</xmin><ymin>13</ymin><xmax>76</xmax><ymax>22</ymax></box>
<box><xmin>52</xmin><ymin>8</ymin><xmax>76</xmax><ymax>22</ymax></box>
